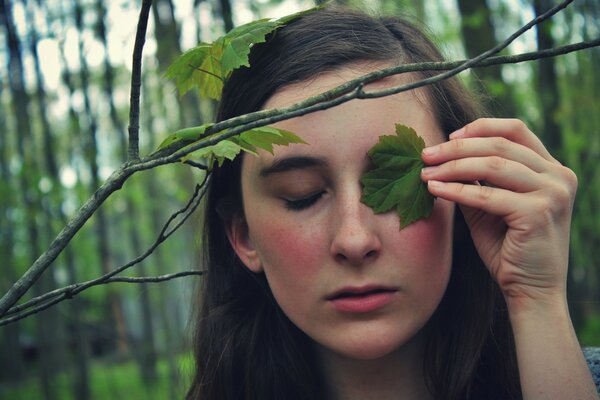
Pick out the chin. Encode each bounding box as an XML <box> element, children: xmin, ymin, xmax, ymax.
<box><xmin>324</xmin><ymin>329</ymin><xmax>422</xmax><ymax>362</ymax></box>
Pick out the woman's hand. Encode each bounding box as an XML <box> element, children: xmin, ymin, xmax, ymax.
<box><xmin>420</xmin><ymin>118</ymin><xmax>600</xmax><ymax>400</ymax></box>
<box><xmin>420</xmin><ymin>118</ymin><xmax>577</xmax><ymax>308</ymax></box>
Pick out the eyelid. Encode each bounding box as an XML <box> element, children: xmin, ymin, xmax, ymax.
<box><xmin>282</xmin><ymin>190</ymin><xmax>326</xmax><ymax>211</ymax></box>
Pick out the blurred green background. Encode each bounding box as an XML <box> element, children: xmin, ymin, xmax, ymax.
<box><xmin>1</xmin><ymin>0</ymin><xmax>599</xmax><ymax>398</ymax></box>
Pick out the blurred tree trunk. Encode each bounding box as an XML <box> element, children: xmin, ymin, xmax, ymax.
<box><xmin>457</xmin><ymin>0</ymin><xmax>516</xmax><ymax>117</ymax></box>
<box><xmin>32</xmin><ymin>1</ymin><xmax>91</xmax><ymax>397</ymax></box>
<box><xmin>218</xmin><ymin>0</ymin><xmax>233</xmax><ymax>32</ymax></box>
<box><xmin>1</xmin><ymin>0</ymin><xmax>57</xmax><ymax>398</ymax></box>
<box><xmin>532</xmin><ymin>0</ymin><xmax>562</xmax><ymax>156</ymax></box>
<box><xmin>26</xmin><ymin>0</ymin><xmax>70</xmax><ymax>371</ymax></box>
<box><xmin>143</xmin><ymin>74</ymin><xmax>182</xmax><ymax>397</ymax></box>
<box><xmin>131</xmin><ymin>241</ymin><xmax>160</xmax><ymax>385</ymax></box>
<box><xmin>0</xmin><ymin>64</ymin><xmax>25</xmax><ymax>383</ymax></box>
<box><xmin>95</xmin><ymin>0</ymin><xmax>159</xmax><ymax>383</ymax></box>
<box><xmin>152</xmin><ymin>0</ymin><xmax>182</xmax><ymax>67</ymax></box>
<box><xmin>153</xmin><ymin>0</ymin><xmax>203</xmax><ymax>127</ymax></box>
<box><xmin>73</xmin><ymin>0</ymin><xmax>129</xmax><ymax>357</ymax></box>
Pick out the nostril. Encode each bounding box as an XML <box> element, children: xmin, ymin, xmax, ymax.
<box><xmin>365</xmin><ymin>250</ymin><xmax>378</xmax><ymax>259</ymax></box>
<box><xmin>335</xmin><ymin>253</ymin><xmax>348</xmax><ymax>263</ymax></box>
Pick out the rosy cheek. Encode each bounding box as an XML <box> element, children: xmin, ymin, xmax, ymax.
<box><xmin>252</xmin><ymin>217</ymin><xmax>323</xmax><ymax>276</ymax></box>
<box><xmin>389</xmin><ymin>200</ymin><xmax>454</xmax><ymax>277</ymax></box>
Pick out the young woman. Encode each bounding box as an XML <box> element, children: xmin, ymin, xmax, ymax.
<box><xmin>186</xmin><ymin>6</ymin><xmax>599</xmax><ymax>400</ymax></box>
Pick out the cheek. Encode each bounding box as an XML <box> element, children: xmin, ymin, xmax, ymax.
<box><xmin>248</xmin><ymin>214</ymin><xmax>324</xmax><ymax>278</ymax></box>
<box><xmin>393</xmin><ymin>200</ymin><xmax>454</xmax><ymax>295</ymax></box>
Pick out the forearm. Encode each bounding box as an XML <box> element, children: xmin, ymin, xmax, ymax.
<box><xmin>507</xmin><ymin>294</ymin><xmax>599</xmax><ymax>400</ymax></box>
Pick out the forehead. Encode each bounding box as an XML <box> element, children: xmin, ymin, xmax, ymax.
<box><xmin>248</xmin><ymin>63</ymin><xmax>444</xmax><ymax>170</ymax></box>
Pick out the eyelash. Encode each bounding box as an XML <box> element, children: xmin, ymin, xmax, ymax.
<box><xmin>283</xmin><ymin>191</ymin><xmax>325</xmax><ymax>211</ymax></box>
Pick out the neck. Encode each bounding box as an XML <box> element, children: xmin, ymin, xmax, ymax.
<box><xmin>317</xmin><ymin>338</ymin><xmax>432</xmax><ymax>400</ymax></box>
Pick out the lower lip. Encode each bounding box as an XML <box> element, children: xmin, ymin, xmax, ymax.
<box><xmin>329</xmin><ymin>291</ymin><xmax>397</xmax><ymax>313</ymax></box>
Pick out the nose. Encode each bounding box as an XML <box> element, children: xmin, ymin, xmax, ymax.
<box><xmin>330</xmin><ymin>191</ymin><xmax>382</xmax><ymax>265</ymax></box>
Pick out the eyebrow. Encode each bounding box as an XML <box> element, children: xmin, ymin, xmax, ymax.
<box><xmin>259</xmin><ymin>156</ymin><xmax>327</xmax><ymax>177</ymax></box>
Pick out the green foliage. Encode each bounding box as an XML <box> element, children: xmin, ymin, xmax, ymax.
<box><xmin>164</xmin><ymin>7</ymin><xmax>320</xmax><ymax>100</ymax></box>
<box><xmin>157</xmin><ymin>124</ymin><xmax>213</xmax><ymax>150</ymax></box>
<box><xmin>232</xmin><ymin>126</ymin><xmax>308</xmax><ymax>155</ymax></box>
<box><xmin>360</xmin><ymin>124</ymin><xmax>434</xmax><ymax>229</ymax></box>
<box><xmin>159</xmin><ymin>125</ymin><xmax>306</xmax><ymax>169</ymax></box>
<box><xmin>0</xmin><ymin>354</ymin><xmax>192</xmax><ymax>400</ymax></box>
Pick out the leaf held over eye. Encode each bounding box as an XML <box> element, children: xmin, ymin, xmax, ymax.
<box><xmin>360</xmin><ymin>124</ymin><xmax>435</xmax><ymax>229</ymax></box>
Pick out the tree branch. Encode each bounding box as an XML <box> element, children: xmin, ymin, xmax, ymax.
<box><xmin>0</xmin><ymin>271</ymin><xmax>205</xmax><ymax>327</ymax></box>
<box><xmin>1</xmin><ymin>0</ymin><xmax>598</xmax><ymax>319</ymax></box>
<box><xmin>127</xmin><ymin>0</ymin><xmax>152</xmax><ymax>161</ymax></box>
<box><xmin>0</xmin><ymin>180</ymin><xmax>207</xmax><ymax>326</ymax></box>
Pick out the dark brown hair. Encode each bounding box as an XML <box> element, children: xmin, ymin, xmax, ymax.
<box><xmin>187</xmin><ymin>6</ymin><xmax>521</xmax><ymax>400</ymax></box>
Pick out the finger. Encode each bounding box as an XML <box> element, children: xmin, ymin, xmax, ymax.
<box><xmin>422</xmin><ymin>136</ymin><xmax>549</xmax><ymax>173</ymax></box>
<box><xmin>426</xmin><ymin>180</ymin><xmax>532</xmax><ymax>218</ymax></box>
<box><xmin>448</xmin><ymin>118</ymin><xmax>558</xmax><ymax>163</ymax></box>
<box><xmin>421</xmin><ymin>156</ymin><xmax>551</xmax><ymax>192</ymax></box>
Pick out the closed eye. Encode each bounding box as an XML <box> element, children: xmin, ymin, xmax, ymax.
<box><xmin>283</xmin><ymin>191</ymin><xmax>325</xmax><ymax>211</ymax></box>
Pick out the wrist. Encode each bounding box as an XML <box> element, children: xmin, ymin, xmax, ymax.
<box><xmin>503</xmin><ymin>286</ymin><xmax>568</xmax><ymax>321</ymax></box>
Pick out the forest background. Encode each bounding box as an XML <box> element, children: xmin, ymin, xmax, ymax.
<box><xmin>0</xmin><ymin>0</ymin><xmax>599</xmax><ymax>399</ymax></box>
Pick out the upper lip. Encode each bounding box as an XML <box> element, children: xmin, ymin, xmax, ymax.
<box><xmin>326</xmin><ymin>284</ymin><xmax>398</xmax><ymax>300</ymax></box>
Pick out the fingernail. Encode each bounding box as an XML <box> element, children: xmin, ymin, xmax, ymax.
<box><xmin>421</xmin><ymin>166</ymin><xmax>438</xmax><ymax>176</ymax></box>
<box><xmin>422</xmin><ymin>145</ymin><xmax>438</xmax><ymax>156</ymax></box>
<box><xmin>428</xmin><ymin>180</ymin><xmax>444</xmax><ymax>189</ymax></box>
<box><xmin>449</xmin><ymin>128</ymin><xmax>465</xmax><ymax>139</ymax></box>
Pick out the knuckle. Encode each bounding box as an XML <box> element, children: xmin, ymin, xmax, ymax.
<box><xmin>451</xmin><ymin>138</ymin><xmax>466</xmax><ymax>151</ymax></box>
<box><xmin>446</xmin><ymin>158</ymin><xmax>460</xmax><ymax>171</ymax></box>
<box><xmin>478</xmin><ymin>185</ymin><xmax>494</xmax><ymax>201</ymax></box>
<box><xmin>486</xmin><ymin>156</ymin><xmax>506</xmax><ymax>171</ymax></box>
<box><xmin>491</xmin><ymin>136</ymin><xmax>510</xmax><ymax>153</ymax></box>
<box><xmin>562</xmin><ymin>167</ymin><xmax>579</xmax><ymax>194</ymax></box>
<box><xmin>547</xmin><ymin>166</ymin><xmax>578</xmax><ymax>204</ymax></box>
<box><xmin>507</xmin><ymin>118</ymin><xmax>530</xmax><ymax>133</ymax></box>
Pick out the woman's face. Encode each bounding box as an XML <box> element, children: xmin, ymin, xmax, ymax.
<box><xmin>227</xmin><ymin>65</ymin><xmax>455</xmax><ymax>360</ymax></box>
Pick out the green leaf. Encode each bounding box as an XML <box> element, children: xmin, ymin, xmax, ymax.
<box><xmin>156</xmin><ymin>124</ymin><xmax>213</xmax><ymax>150</ymax></box>
<box><xmin>181</xmin><ymin>139</ymin><xmax>243</xmax><ymax>169</ymax></box>
<box><xmin>236</xmin><ymin>126</ymin><xmax>307</xmax><ymax>154</ymax></box>
<box><xmin>164</xmin><ymin>7</ymin><xmax>320</xmax><ymax>100</ymax></box>
<box><xmin>360</xmin><ymin>124</ymin><xmax>434</xmax><ymax>229</ymax></box>
<box><xmin>220</xmin><ymin>19</ymin><xmax>280</xmax><ymax>72</ymax></box>
<box><xmin>164</xmin><ymin>125</ymin><xmax>306</xmax><ymax>169</ymax></box>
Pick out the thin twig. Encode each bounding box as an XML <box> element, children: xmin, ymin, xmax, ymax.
<box><xmin>104</xmin><ymin>270</ymin><xmax>205</xmax><ymax>283</ymax></box>
<box><xmin>184</xmin><ymin>159</ymin><xmax>208</xmax><ymax>170</ymax></box>
<box><xmin>0</xmin><ymin>167</ymin><xmax>134</xmax><ymax>316</ymax></box>
<box><xmin>127</xmin><ymin>0</ymin><xmax>152</xmax><ymax>161</ymax></box>
<box><xmin>0</xmin><ymin>271</ymin><xmax>205</xmax><ymax>327</ymax></box>
<box><xmin>1</xmin><ymin>178</ymin><xmax>208</xmax><ymax>325</ymax></box>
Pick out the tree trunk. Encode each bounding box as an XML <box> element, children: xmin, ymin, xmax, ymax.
<box><xmin>457</xmin><ymin>0</ymin><xmax>516</xmax><ymax>117</ymax></box>
<box><xmin>153</xmin><ymin>0</ymin><xmax>203</xmax><ymax>128</ymax></box>
<box><xmin>218</xmin><ymin>0</ymin><xmax>233</xmax><ymax>32</ymax></box>
<box><xmin>73</xmin><ymin>0</ymin><xmax>129</xmax><ymax>357</ymax></box>
<box><xmin>95</xmin><ymin>0</ymin><xmax>159</xmax><ymax>382</ymax></box>
<box><xmin>1</xmin><ymin>0</ymin><xmax>57</xmax><ymax>398</ymax></box>
<box><xmin>533</xmin><ymin>0</ymin><xmax>562</xmax><ymax>156</ymax></box>
<box><xmin>0</xmin><ymin>55</ymin><xmax>25</xmax><ymax>384</ymax></box>
<box><xmin>31</xmin><ymin>1</ymin><xmax>92</xmax><ymax>396</ymax></box>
